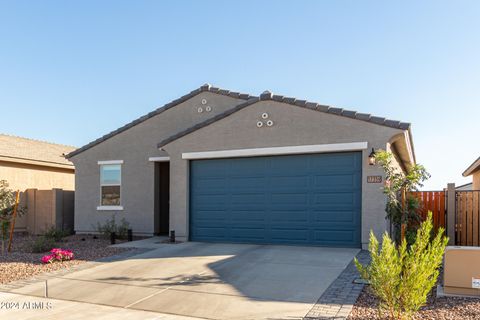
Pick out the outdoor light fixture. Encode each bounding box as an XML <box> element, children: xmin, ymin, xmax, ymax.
<box><xmin>368</xmin><ymin>148</ymin><xmax>376</xmax><ymax>165</ymax></box>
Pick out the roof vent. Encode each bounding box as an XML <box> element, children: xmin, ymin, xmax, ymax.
<box><xmin>200</xmin><ymin>83</ymin><xmax>211</xmax><ymax>90</ymax></box>
<box><xmin>260</xmin><ymin>90</ymin><xmax>273</xmax><ymax>100</ymax></box>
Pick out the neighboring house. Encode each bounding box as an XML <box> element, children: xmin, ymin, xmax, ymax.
<box><xmin>66</xmin><ymin>84</ymin><xmax>415</xmax><ymax>249</ymax></box>
<box><xmin>0</xmin><ymin>134</ymin><xmax>76</xmax><ymax>233</ymax></box>
<box><xmin>456</xmin><ymin>182</ymin><xmax>473</xmax><ymax>191</ymax></box>
<box><xmin>463</xmin><ymin>157</ymin><xmax>480</xmax><ymax>190</ymax></box>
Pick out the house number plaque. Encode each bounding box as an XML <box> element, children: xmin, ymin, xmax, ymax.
<box><xmin>367</xmin><ymin>176</ymin><xmax>382</xmax><ymax>183</ymax></box>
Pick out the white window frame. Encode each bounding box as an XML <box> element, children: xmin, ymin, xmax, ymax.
<box><xmin>148</xmin><ymin>156</ymin><xmax>170</xmax><ymax>162</ymax></box>
<box><xmin>97</xmin><ymin>161</ymin><xmax>123</xmax><ymax>211</ymax></box>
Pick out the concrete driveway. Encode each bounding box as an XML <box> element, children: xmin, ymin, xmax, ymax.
<box><xmin>10</xmin><ymin>242</ymin><xmax>358</xmax><ymax>320</ymax></box>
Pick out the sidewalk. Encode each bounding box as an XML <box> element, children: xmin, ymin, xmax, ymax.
<box><xmin>0</xmin><ymin>292</ymin><xmax>203</xmax><ymax>320</ymax></box>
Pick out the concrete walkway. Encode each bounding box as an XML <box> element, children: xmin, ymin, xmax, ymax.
<box><xmin>111</xmin><ymin>236</ymin><xmax>170</xmax><ymax>249</ymax></box>
<box><xmin>0</xmin><ymin>292</ymin><xmax>203</xmax><ymax>320</ymax></box>
<box><xmin>6</xmin><ymin>242</ymin><xmax>358</xmax><ymax>320</ymax></box>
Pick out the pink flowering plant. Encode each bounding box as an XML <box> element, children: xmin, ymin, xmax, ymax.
<box><xmin>41</xmin><ymin>248</ymin><xmax>74</xmax><ymax>264</ymax></box>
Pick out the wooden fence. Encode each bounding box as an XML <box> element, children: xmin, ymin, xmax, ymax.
<box><xmin>409</xmin><ymin>191</ymin><xmax>446</xmax><ymax>230</ymax></box>
<box><xmin>456</xmin><ymin>191</ymin><xmax>480</xmax><ymax>246</ymax></box>
<box><xmin>409</xmin><ymin>190</ymin><xmax>480</xmax><ymax>246</ymax></box>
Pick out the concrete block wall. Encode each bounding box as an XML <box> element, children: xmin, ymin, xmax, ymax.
<box><xmin>16</xmin><ymin>189</ymin><xmax>74</xmax><ymax>234</ymax></box>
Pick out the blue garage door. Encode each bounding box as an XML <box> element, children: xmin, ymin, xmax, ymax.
<box><xmin>189</xmin><ymin>152</ymin><xmax>362</xmax><ymax>247</ymax></box>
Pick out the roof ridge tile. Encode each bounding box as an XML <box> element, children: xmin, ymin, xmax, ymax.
<box><xmin>69</xmin><ymin>84</ymin><xmax>412</xmax><ymax>159</ymax></box>
<box><xmin>0</xmin><ymin>133</ymin><xmax>76</xmax><ymax>149</ymax></box>
<box><xmin>67</xmin><ymin>84</ymin><xmax>255</xmax><ymax>158</ymax></box>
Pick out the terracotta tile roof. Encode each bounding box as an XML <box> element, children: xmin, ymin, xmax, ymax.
<box><xmin>0</xmin><ymin>134</ymin><xmax>75</xmax><ymax>167</ymax></box>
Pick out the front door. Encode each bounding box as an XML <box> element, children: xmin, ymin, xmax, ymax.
<box><xmin>155</xmin><ymin>162</ymin><xmax>170</xmax><ymax>235</ymax></box>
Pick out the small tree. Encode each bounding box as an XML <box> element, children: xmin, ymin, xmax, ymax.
<box><xmin>375</xmin><ymin>150</ymin><xmax>430</xmax><ymax>243</ymax></box>
<box><xmin>355</xmin><ymin>213</ymin><xmax>448</xmax><ymax>320</ymax></box>
<box><xmin>0</xmin><ymin>180</ymin><xmax>24</xmax><ymax>254</ymax></box>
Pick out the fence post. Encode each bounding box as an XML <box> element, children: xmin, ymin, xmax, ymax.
<box><xmin>447</xmin><ymin>183</ymin><xmax>456</xmax><ymax>245</ymax></box>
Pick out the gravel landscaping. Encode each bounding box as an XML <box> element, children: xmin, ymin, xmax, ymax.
<box><xmin>0</xmin><ymin>234</ymin><xmax>132</xmax><ymax>284</ymax></box>
<box><xmin>350</xmin><ymin>282</ymin><xmax>480</xmax><ymax>320</ymax></box>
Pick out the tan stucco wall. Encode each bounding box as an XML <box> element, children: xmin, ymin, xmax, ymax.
<box><xmin>387</xmin><ymin>143</ymin><xmax>407</xmax><ymax>176</ymax></box>
<box><xmin>0</xmin><ymin>161</ymin><xmax>74</xmax><ymax>191</ymax></box>
<box><xmin>0</xmin><ymin>161</ymin><xmax>74</xmax><ymax>231</ymax></box>
<box><xmin>69</xmin><ymin>92</ymin><xmax>246</xmax><ymax>235</ymax></box>
<box><xmin>473</xmin><ymin>171</ymin><xmax>480</xmax><ymax>190</ymax></box>
<box><xmin>162</xmin><ymin>100</ymin><xmax>406</xmax><ymax>248</ymax></box>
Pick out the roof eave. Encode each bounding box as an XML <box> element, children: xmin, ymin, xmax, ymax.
<box><xmin>0</xmin><ymin>156</ymin><xmax>74</xmax><ymax>170</ymax></box>
<box><xmin>158</xmin><ymin>93</ymin><xmax>413</xmax><ymax>149</ymax></box>
<box><xmin>66</xmin><ymin>84</ymin><xmax>255</xmax><ymax>159</ymax></box>
<box><xmin>463</xmin><ymin>156</ymin><xmax>480</xmax><ymax>177</ymax></box>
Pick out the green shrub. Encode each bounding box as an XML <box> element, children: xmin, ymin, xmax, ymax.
<box><xmin>43</xmin><ymin>227</ymin><xmax>70</xmax><ymax>242</ymax></box>
<box><xmin>31</xmin><ymin>236</ymin><xmax>56</xmax><ymax>253</ymax></box>
<box><xmin>355</xmin><ymin>212</ymin><xmax>448</xmax><ymax>320</ymax></box>
<box><xmin>116</xmin><ymin>218</ymin><xmax>130</xmax><ymax>239</ymax></box>
<box><xmin>95</xmin><ymin>215</ymin><xmax>130</xmax><ymax>239</ymax></box>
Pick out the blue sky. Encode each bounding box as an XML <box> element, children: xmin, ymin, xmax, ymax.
<box><xmin>0</xmin><ymin>1</ymin><xmax>479</xmax><ymax>189</ymax></box>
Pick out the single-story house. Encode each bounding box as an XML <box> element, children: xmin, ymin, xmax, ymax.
<box><xmin>0</xmin><ymin>134</ymin><xmax>76</xmax><ymax>233</ymax></box>
<box><xmin>463</xmin><ymin>157</ymin><xmax>480</xmax><ymax>190</ymax></box>
<box><xmin>66</xmin><ymin>84</ymin><xmax>415</xmax><ymax>249</ymax></box>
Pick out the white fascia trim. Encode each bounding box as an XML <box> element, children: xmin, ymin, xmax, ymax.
<box><xmin>182</xmin><ymin>142</ymin><xmax>368</xmax><ymax>160</ymax></box>
<box><xmin>403</xmin><ymin>131</ymin><xmax>415</xmax><ymax>165</ymax></box>
<box><xmin>97</xmin><ymin>205</ymin><xmax>124</xmax><ymax>211</ymax></box>
<box><xmin>98</xmin><ymin>160</ymin><xmax>124</xmax><ymax>165</ymax></box>
<box><xmin>463</xmin><ymin>157</ymin><xmax>480</xmax><ymax>177</ymax></box>
<box><xmin>148</xmin><ymin>156</ymin><xmax>170</xmax><ymax>162</ymax></box>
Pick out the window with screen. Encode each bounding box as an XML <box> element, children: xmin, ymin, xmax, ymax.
<box><xmin>100</xmin><ymin>164</ymin><xmax>121</xmax><ymax>206</ymax></box>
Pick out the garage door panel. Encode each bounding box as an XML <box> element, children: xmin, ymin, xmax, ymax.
<box><xmin>230</xmin><ymin>193</ymin><xmax>265</xmax><ymax>204</ymax></box>
<box><xmin>230</xmin><ymin>210</ymin><xmax>266</xmax><ymax>222</ymax></box>
<box><xmin>312</xmin><ymin>210</ymin><xmax>356</xmax><ymax>222</ymax></box>
<box><xmin>190</xmin><ymin>152</ymin><xmax>362</xmax><ymax>247</ymax></box>
<box><xmin>231</xmin><ymin>228</ymin><xmax>267</xmax><ymax>241</ymax></box>
<box><xmin>269</xmin><ymin>176</ymin><xmax>310</xmax><ymax>189</ymax></box>
<box><xmin>191</xmin><ymin>161</ymin><xmax>228</xmax><ymax>177</ymax></box>
<box><xmin>194</xmin><ymin>210</ymin><xmax>228</xmax><ymax>221</ymax></box>
<box><xmin>229</xmin><ymin>157</ymin><xmax>266</xmax><ymax>175</ymax></box>
<box><xmin>313</xmin><ymin>174</ymin><xmax>358</xmax><ymax>189</ymax></box>
<box><xmin>194</xmin><ymin>194</ymin><xmax>228</xmax><ymax>206</ymax></box>
<box><xmin>271</xmin><ymin>193</ymin><xmax>309</xmax><ymax>205</ymax></box>
<box><xmin>268</xmin><ymin>156</ymin><xmax>309</xmax><ymax>172</ymax></box>
<box><xmin>193</xmin><ymin>177</ymin><xmax>227</xmax><ymax>190</ymax></box>
<box><xmin>310</xmin><ymin>157</ymin><xmax>356</xmax><ymax>171</ymax></box>
<box><xmin>228</xmin><ymin>177</ymin><xmax>266</xmax><ymax>190</ymax></box>
<box><xmin>313</xmin><ymin>230</ymin><xmax>356</xmax><ymax>243</ymax></box>
<box><xmin>313</xmin><ymin>192</ymin><xmax>357</xmax><ymax>205</ymax></box>
<box><xmin>193</xmin><ymin>227</ymin><xmax>226</xmax><ymax>239</ymax></box>
<box><xmin>270</xmin><ymin>228</ymin><xmax>309</xmax><ymax>241</ymax></box>
<box><xmin>270</xmin><ymin>210</ymin><xmax>309</xmax><ymax>222</ymax></box>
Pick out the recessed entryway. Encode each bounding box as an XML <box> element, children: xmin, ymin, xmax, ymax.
<box><xmin>154</xmin><ymin>161</ymin><xmax>170</xmax><ymax>236</ymax></box>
